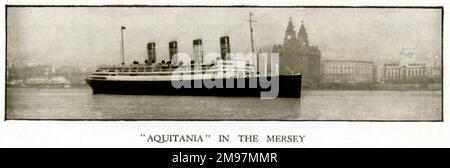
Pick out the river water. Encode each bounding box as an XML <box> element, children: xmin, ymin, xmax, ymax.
<box><xmin>6</xmin><ymin>88</ymin><xmax>442</xmax><ymax>121</ymax></box>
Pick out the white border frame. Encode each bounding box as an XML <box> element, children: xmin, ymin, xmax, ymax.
<box><xmin>1</xmin><ymin>0</ymin><xmax>448</xmax><ymax>148</ymax></box>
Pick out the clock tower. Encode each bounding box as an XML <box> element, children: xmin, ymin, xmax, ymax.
<box><xmin>298</xmin><ymin>20</ymin><xmax>309</xmax><ymax>47</ymax></box>
<box><xmin>284</xmin><ymin>17</ymin><xmax>297</xmax><ymax>44</ymax></box>
<box><xmin>275</xmin><ymin>17</ymin><xmax>321</xmax><ymax>87</ymax></box>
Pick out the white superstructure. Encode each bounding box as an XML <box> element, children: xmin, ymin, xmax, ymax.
<box><xmin>88</xmin><ymin>59</ymin><xmax>259</xmax><ymax>82</ymax></box>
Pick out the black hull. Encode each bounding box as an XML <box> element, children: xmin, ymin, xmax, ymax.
<box><xmin>86</xmin><ymin>75</ymin><xmax>301</xmax><ymax>98</ymax></box>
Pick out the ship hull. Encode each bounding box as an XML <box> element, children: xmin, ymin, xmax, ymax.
<box><xmin>85</xmin><ymin>75</ymin><xmax>301</xmax><ymax>98</ymax></box>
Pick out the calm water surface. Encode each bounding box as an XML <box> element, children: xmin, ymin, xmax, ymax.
<box><xmin>6</xmin><ymin>88</ymin><xmax>442</xmax><ymax>120</ymax></box>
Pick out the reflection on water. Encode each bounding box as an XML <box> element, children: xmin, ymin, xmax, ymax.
<box><xmin>6</xmin><ymin>88</ymin><xmax>442</xmax><ymax>120</ymax></box>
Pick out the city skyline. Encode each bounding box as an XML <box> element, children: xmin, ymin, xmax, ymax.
<box><xmin>7</xmin><ymin>7</ymin><xmax>442</xmax><ymax>68</ymax></box>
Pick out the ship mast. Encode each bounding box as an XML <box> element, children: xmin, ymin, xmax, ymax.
<box><xmin>247</xmin><ymin>12</ymin><xmax>257</xmax><ymax>71</ymax></box>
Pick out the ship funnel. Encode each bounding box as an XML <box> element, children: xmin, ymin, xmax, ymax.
<box><xmin>220</xmin><ymin>36</ymin><xmax>230</xmax><ymax>60</ymax></box>
<box><xmin>169</xmin><ymin>41</ymin><xmax>177</xmax><ymax>64</ymax></box>
<box><xmin>147</xmin><ymin>42</ymin><xmax>156</xmax><ymax>65</ymax></box>
<box><xmin>193</xmin><ymin>39</ymin><xmax>203</xmax><ymax>65</ymax></box>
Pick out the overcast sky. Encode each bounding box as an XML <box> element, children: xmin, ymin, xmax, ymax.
<box><xmin>7</xmin><ymin>7</ymin><xmax>442</xmax><ymax>67</ymax></box>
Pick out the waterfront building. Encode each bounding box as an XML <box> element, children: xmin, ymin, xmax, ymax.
<box><xmin>426</xmin><ymin>66</ymin><xmax>442</xmax><ymax>82</ymax></box>
<box><xmin>426</xmin><ymin>55</ymin><xmax>442</xmax><ymax>82</ymax></box>
<box><xmin>321</xmin><ymin>60</ymin><xmax>376</xmax><ymax>84</ymax></box>
<box><xmin>6</xmin><ymin>63</ymin><xmax>92</xmax><ymax>86</ymax></box>
<box><xmin>272</xmin><ymin>18</ymin><xmax>321</xmax><ymax>87</ymax></box>
<box><xmin>7</xmin><ymin>64</ymin><xmax>53</xmax><ymax>81</ymax></box>
<box><xmin>383</xmin><ymin>48</ymin><xmax>434</xmax><ymax>83</ymax></box>
<box><xmin>383</xmin><ymin>63</ymin><xmax>427</xmax><ymax>83</ymax></box>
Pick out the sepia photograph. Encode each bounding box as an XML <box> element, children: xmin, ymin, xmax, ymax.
<box><xmin>5</xmin><ymin>6</ymin><xmax>443</xmax><ymax>121</ymax></box>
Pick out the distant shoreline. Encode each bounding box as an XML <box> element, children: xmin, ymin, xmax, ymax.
<box><xmin>306</xmin><ymin>83</ymin><xmax>442</xmax><ymax>91</ymax></box>
<box><xmin>6</xmin><ymin>83</ymin><xmax>442</xmax><ymax>91</ymax></box>
<box><xmin>6</xmin><ymin>84</ymin><xmax>90</xmax><ymax>89</ymax></box>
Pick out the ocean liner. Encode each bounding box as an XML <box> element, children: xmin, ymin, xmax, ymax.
<box><xmin>86</xmin><ymin>13</ymin><xmax>301</xmax><ymax>98</ymax></box>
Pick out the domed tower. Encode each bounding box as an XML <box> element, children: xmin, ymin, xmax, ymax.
<box><xmin>284</xmin><ymin>17</ymin><xmax>297</xmax><ymax>44</ymax></box>
<box><xmin>298</xmin><ymin>21</ymin><xmax>309</xmax><ymax>47</ymax></box>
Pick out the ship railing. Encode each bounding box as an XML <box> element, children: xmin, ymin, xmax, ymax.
<box><xmin>96</xmin><ymin>64</ymin><xmax>197</xmax><ymax>73</ymax></box>
<box><xmin>95</xmin><ymin>63</ymin><xmax>257</xmax><ymax>74</ymax></box>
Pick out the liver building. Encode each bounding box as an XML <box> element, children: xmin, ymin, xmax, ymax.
<box><xmin>273</xmin><ymin>18</ymin><xmax>321</xmax><ymax>87</ymax></box>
